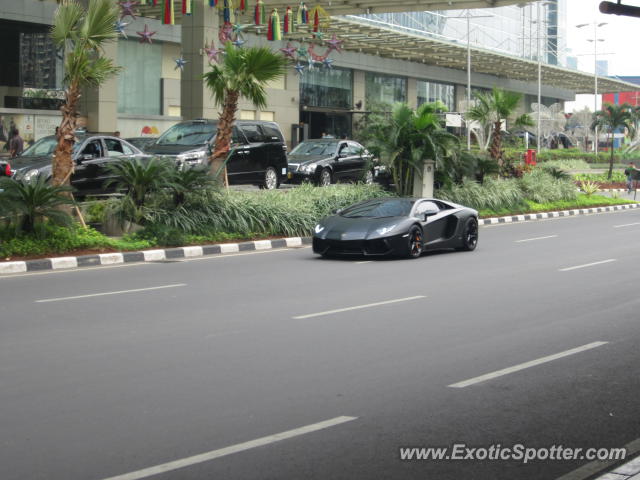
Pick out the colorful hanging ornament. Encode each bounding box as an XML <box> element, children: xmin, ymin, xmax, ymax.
<box><xmin>267</xmin><ymin>9</ymin><xmax>281</xmax><ymax>41</ymax></box>
<box><xmin>209</xmin><ymin>0</ymin><xmax>217</xmax><ymax>6</ymax></box>
<box><xmin>254</xmin><ymin>0</ymin><xmax>266</xmax><ymax>25</ymax></box>
<box><xmin>232</xmin><ymin>37</ymin><xmax>246</xmax><ymax>47</ymax></box>
<box><xmin>137</xmin><ymin>24</ymin><xmax>157</xmax><ymax>44</ymax></box>
<box><xmin>326</xmin><ymin>33</ymin><xmax>343</xmax><ymax>53</ymax></box>
<box><xmin>115</xmin><ymin>20</ymin><xmax>129</xmax><ymax>38</ymax></box>
<box><xmin>204</xmin><ymin>41</ymin><xmax>223</xmax><ymax>63</ymax></box>
<box><xmin>232</xmin><ymin>23</ymin><xmax>247</xmax><ymax>38</ymax></box>
<box><xmin>307</xmin><ymin>45</ymin><xmax>326</xmax><ymax>62</ymax></box>
<box><xmin>309</xmin><ymin>5</ymin><xmax>329</xmax><ymax>32</ymax></box>
<box><xmin>311</xmin><ymin>30</ymin><xmax>324</xmax><ymax>41</ymax></box>
<box><xmin>295</xmin><ymin>2</ymin><xmax>308</xmax><ymax>26</ymax></box>
<box><xmin>119</xmin><ymin>1</ymin><xmax>139</xmax><ymax>20</ymax></box>
<box><xmin>239</xmin><ymin>0</ymin><xmax>247</xmax><ymax>13</ymax></box>
<box><xmin>322</xmin><ymin>57</ymin><xmax>334</xmax><ymax>69</ymax></box>
<box><xmin>220</xmin><ymin>0</ymin><xmax>233</xmax><ymax>24</ymax></box>
<box><xmin>294</xmin><ymin>62</ymin><xmax>306</xmax><ymax>75</ymax></box>
<box><xmin>284</xmin><ymin>6</ymin><xmax>294</xmax><ymax>34</ymax></box>
<box><xmin>296</xmin><ymin>45</ymin><xmax>308</xmax><ymax>58</ymax></box>
<box><xmin>174</xmin><ymin>55</ymin><xmax>188</xmax><ymax>70</ymax></box>
<box><xmin>182</xmin><ymin>0</ymin><xmax>192</xmax><ymax>15</ymax></box>
<box><xmin>279</xmin><ymin>42</ymin><xmax>297</xmax><ymax>58</ymax></box>
<box><xmin>219</xmin><ymin>22</ymin><xmax>233</xmax><ymax>43</ymax></box>
<box><xmin>162</xmin><ymin>0</ymin><xmax>175</xmax><ymax>25</ymax></box>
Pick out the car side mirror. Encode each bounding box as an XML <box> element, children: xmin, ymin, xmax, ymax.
<box><xmin>422</xmin><ymin>207</ymin><xmax>439</xmax><ymax>219</ymax></box>
<box><xmin>332</xmin><ymin>208</ymin><xmax>343</xmax><ymax>214</ymax></box>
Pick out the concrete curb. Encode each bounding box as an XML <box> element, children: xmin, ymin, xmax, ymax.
<box><xmin>2</xmin><ymin>203</ymin><xmax>639</xmax><ymax>275</ymax></box>
<box><xmin>0</xmin><ymin>237</ymin><xmax>312</xmax><ymax>275</ymax></box>
<box><xmin>478</xmin><ymin>202</ymin><xmax>640</xmax><ymax>226</ymax></box>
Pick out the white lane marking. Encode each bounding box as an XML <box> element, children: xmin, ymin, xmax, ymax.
<box><xmin>36</xmin><ymin>284</ymin><xmax>186</xmax><ymax>303</ymax></box>
<box><xmin>559</xmin><ymin>259</ymin><xmax>617</xmax><ymax>272</ymax></box>
<box><xmin>448</xmin><ymin>341</ymin><xmax>608</xmax><ymax>388</ymax></box>
<box><xmin>614</xmin><ymin>222</ymin><xmax>640</xmax><ymax>228</ymax></box>
<box><xmin>100</xmin><ymin>416</ymin><xmax>357</xmax><ymax>480</ymax></box>
<box><xmin>515</xmin><ymin>235</ymin><xmax>558</xmax><ymax>243</ymax></box>
<box><xmin>355</xmin><ymin>260</ymin><xmax>373</xmax><ymax>264</ymax></box>
<box><xmin>293</xmin><ymin>295</ymin><xmax>426</xmax><ymax>320</ymax></box>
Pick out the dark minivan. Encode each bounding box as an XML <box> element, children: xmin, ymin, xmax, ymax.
<box><xmin>144</xmin><ymin>119</ymin><xmax>288</xmax><ymax>189</ymax></box>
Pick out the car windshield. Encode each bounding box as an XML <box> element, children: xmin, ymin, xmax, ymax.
<box><xmin>155</xmin><ymin>122</ymin><xmax>215</xmax><ymax>146</ymax></box>
<box><xmin>21</xmin><ymin>136</ymin><xmax>58</xmax><ymax>157</ymax></box>
<box><xmin>340</xmin><ymin>199</ymin><xmax>414</xmax><ymax>218</ymax></box>
<box><xmin>290</xmin><ymin>141</ymin><xmax>337</xmax><ymax>156</ymax></box>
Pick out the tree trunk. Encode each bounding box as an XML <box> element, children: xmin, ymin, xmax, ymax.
<box><xmin>608</xmin><ymin>132</ymin><xmax>614</xmax><ymax>180</ymax></box>
<box><xmin>52</xmin><ymin>83</ymin><xmax>80</xmax><ymax>188</ymax></box>
<box><xmin>209</xmin><ymin>89</ymin><xmax>239</xmax><ymax>184</ymax></box>
<box><xmin>490</xmin><ymin>120</ymin><xmax>502</xmax><ymax>165</ymax></box>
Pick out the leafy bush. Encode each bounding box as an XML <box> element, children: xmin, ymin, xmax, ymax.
<box><xmin>540</xmin><ymin>159</ymin><xmax>590</xmax><ymax>170</ymax></box>
<box><xmin>573</xmin><ymin>172</ymin><xmax>626</xmax><ymax>183</ymax></box>
<box><xmin>519</xmin><ymin>169</ymin><xmax>577</xmax><ymax>203</ymax></box>
<box><xmin>437</xmin><ymin>177</ymin><xmax>524</xmax><ymax>211</ymax></box>
<box><xmin>579</xmin><ymin>180</ymin><xmax>600</xmax><ymax>196</ymax></box>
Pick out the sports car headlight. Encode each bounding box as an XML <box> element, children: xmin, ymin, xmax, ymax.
<box><xmin>23</xmin><ymin>169</ymin><xmax>40</xmax><ymax>182</ymax></box>
<box><xmin>375</xmin><ymin>225</ymin><xmax>396</xmax><ymax>236</ymax></box>
<box><xmin>314</xmin><ymin>224</ymin><xmax>325</xmax><ymax>234</ymax></box>
<box><xmin>177</xmin><ymin>150</ymin><xmax>207</xmax><ymax>164</ymax></box>
<box><xmin>301</xmin><ymin>163</ymin><xmax>317</xmax><ymax>173</ymax></box>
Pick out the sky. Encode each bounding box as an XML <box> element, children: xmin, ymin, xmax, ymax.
<box><xmin>564</xmin><ymin>0</ymin><xmax>640</xmax><ymax>111</ymax></box>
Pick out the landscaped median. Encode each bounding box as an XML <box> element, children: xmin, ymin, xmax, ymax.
<box><xmin>1</xmin><ymin>169</ymin><xmax>638</xmax><ymax>272</ymax></box>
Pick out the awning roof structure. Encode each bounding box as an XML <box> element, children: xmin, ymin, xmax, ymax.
<box><xmin>137</xmin><ymin>2</ymin><xmax>638</xmax><ymax>95</ymax></box>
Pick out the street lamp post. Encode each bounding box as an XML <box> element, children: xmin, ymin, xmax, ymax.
<box><xmin>576</xmin><ymin>21</ymin><xmax>607</xmax><ymax>158</ymax></box>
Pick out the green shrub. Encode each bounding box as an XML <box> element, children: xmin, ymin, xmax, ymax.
<box><xmin>519</xmin><ymin>170</ymin><xmax>577</xmax><ymax>203</ymax></box>
<box><xmin>437</xmin><ymin>177</ymin><xmax>524</xmax><ymax>211</ymax></box>
<box><xmin>540</xmin><ymin>159</ymin><xmax>590</xmax><ymax>170</ymax></box>
<box><xmin>573</xmin><ymin>172</ymin><xmax>626</xmax><ymax>183</ymax></box>
<box><xmin>579</xmin><ymin>180</ymin><xmax>600</xmax><ymax>196</ymax></box>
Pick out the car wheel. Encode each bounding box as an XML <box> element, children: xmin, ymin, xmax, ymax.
<box><xmin>319</xmin><ymin>168</ymin><xmax>332</xmax><ymax>187</ymax></box>
<box><xmin>457</xmin><ymin>217</ymin><xmax>479</xmax><ymax>251</ymax></box>
<box><xmin>406</xmin><ymin>225</ymin><xmax>424</xmax><ymax>259</ymax></box>
<box><xmin>364</xmin><ymin>170</ymin><xmax>374</xmax><ymax>184</ymax></box>
<box><xmin>260</xmin><ymin>166</ymin><xmax>279</xmax><ymax>190</ymax></box>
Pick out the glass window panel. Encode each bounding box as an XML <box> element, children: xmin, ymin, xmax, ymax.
<box><xmin>117</xmin><ymin>39</ymin><xmax>161</xmax><ymax>115</ymax></box>
<box><xmin>417</xmin><ymin>80</ymin><xmax>454</xmax><ymax>110</ymax></box>
<box><xmin>240</xmin><ymin>110</ymin><xmax>256</xmax><ymax>120</ymax></box>
<box><xmin>365</xmin><ymin>72</ymin><xmax>406</xmax><ymax>107</ymax></box>
<box><xmin>300</xmin><ymin>67</ymin><xmax>353</xmax><ymax>109</ymax></box>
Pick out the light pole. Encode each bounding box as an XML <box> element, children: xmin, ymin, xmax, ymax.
<box><xmin>535</xmin><ymin>1</ymin><xmax>553</xmax><ymax>152</ymax></box>
<box><xmin>576</xmin><ymin>21</ymin><xmax>607</xmax><ymax>157</ymax></box>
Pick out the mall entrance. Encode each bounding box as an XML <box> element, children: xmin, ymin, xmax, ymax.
<box><xmin>300</xmin><ymin>110</ymin><xmax>352</xmax><ymax>140</ymax></box>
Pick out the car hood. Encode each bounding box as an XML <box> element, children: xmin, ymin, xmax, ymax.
<box><xmin>287</xmin><ymin>154</ymin><xmax>333</xmax><ymax>165</ymax></box>
<box><xmin>10</xmin><ymin>155</ymin><xmax>52</xmax><ymax>171</ymax></box>
<box><xmin>144</xmin><ymin>144</ymin><xmax>208</xmax><ymax>156</ymax></box>
<box><xmin>316</xmin><ymin>215</ymin><xmax>409</xmax><ymax>240</ymax></box>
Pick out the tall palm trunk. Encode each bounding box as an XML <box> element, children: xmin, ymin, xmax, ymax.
<box><xmin>52</xmin><ymin>82</ymin><xmax>81</xmax><ymax>187</ymax></box>
<box><xmin>209</xmin><ymin>89</ymin><xmax>239</xmax><ymax>182</ymax></box>
<box><xmin>490</xmin><ymin>120</ymin><xmax>503</xmax><ymax>166</ymax></box>
<box><xmin>608</xmin><ymin>132</ymin><xmax>615</xmax><ymax>180</ymax></box>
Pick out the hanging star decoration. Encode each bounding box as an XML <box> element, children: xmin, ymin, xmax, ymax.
<box><xmin>322</xmin><ymin>57</ymin><xmax>334</xmax><ymax>69</ymax></box>
<box><xmin>137</xmin><ymin>24</ymin><xmax>156</xmax><ymax>44</ymax></box>
<box><xmin>279</xmin><ymin>42</ymin><xmax>297</xmax><ymax>59</ymax></box>
<box><xmin>232</xmin><ymin>23</ymin><xmax>248</xmax><ymax>39</ymax></box>
<box><xmin>204</xmin><ymin>41</ymin><xmax>222</xmax><ymax>63</ymax></box>
<box><xmin>307</xmin><ymin>57</ymin><xmax>318</xmax><ymax>71</ymax></box>
<box><xmin>326</xmin><ymin>34</ymin><xmax>343</xmax><ymax>53</ymax></box>
<box><xmin>119</xmin><ymin>0</ymin><xmax>139</xmax><ymax>20</ymax></box>
<box><xmin>232</xmin><ymin>37</ymin><xmax>246</xmax><ymax>48</ymax></box>
<box><xmin>296</xmin><ymin>45</ymin><xmax>308</xmax><ymax>59</ymax></box>
<box><xmin>174</xmin><ymin>55</ymin><xmax>188</xmax><ymax>71</ymax></box>
<box><xmin>311</xmin><ymin>30</ymin><xmax>324</xmax><ymax>41</ymax></box>
<box><xmin>114</xmin><ymin>20</ymin><xmax>129</xmax><ymax>38</ymax></box>
<box><xmin>219</xmin><ymin>22</ymin><xmax>234</xmax><ymax>43</ymax></box>
<box><xmin>294</xmin><ymin>62</ymin><xmax>306</xmax><ymax>75</ymax></box>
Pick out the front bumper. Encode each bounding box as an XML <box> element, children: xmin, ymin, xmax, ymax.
<box><xmin>312</xmin><ymin>234</ymin><xmax>405</xmax><ymax>256</ymax></box>
<box><xmin>286</xmin><ymin>170</ymin><xmax>319</xmax><ymax>184</ymax></box>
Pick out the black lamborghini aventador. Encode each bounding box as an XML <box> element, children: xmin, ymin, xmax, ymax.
<box><xmin>312</xmin><ymin>197</ymin><xmax>479</xmax><ymax>259</ymax></box>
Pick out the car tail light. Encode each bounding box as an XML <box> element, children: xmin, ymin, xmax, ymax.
<box><xmin>3</xmin><ymin>163</ymin><xmax>10</xmax><ymax>176</ymax></box>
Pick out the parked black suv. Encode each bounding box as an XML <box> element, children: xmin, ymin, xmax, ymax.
<box><xmin>144</xmin><ymin>119</ymin><xmax>288</xmax><ymax>189</ymax></box>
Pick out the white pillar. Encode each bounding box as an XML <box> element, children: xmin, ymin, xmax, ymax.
<box><xmin>412</xmin><ymin>159</ymin><xmax>436</xmax><ymax>198</ymax></box>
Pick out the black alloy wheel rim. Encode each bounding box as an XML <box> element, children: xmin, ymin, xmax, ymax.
<box><xmin>265</xmin><ymin>168</ymin><xmax>277</xmax><ymax>189</ymax></box>
<box><xmin>466</xmin><ymin>221</ymin><xmax>478</xmax><ymax>248</ymax></box>
<box><xmin>321</xmin><ymin>170</ymin><xmax>331</xmax><ymax>186</ymax></box>
<box><xmin>365</xmin><ymin>171</ymin><xmax>373</xmax><ymax>184</ymax></box>
<box><xmin>410</xmin><ymin>229</ymin><xmax>423</xmax><ymax>256</ymax></box>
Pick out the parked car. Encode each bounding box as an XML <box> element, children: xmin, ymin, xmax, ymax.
<box><xmin>143</xmin><ymin>119</ymin><xmax>288</xmax><ymax>189</ymax></box>
<box><xmin>125</xmin><ymin>136</ymin><xmax>158</xmax><ymax>151</ymax></box>
<box><xmin>312</xmin><ymin>197</ymin><xmax>479</xmax><ymax>258</ymax></box>
<box><xmin>11</xmin><ymin>134</ymin><xmax>146</xmax><ymax>196</ymax></box>
<box><xmin>286</xmin><ymin>139</ymin><xmax>375</xmax><ymax>186</ymax></box>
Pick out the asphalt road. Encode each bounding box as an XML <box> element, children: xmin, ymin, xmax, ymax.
<box><xmin>2</xmin><ymin>210</ymin><xmax>640</xmax><ymax>480</ymax></box>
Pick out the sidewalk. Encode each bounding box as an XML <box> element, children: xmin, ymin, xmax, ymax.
<box><xmin>593</xmin><ymin>455</ymin><xmax>640</xmax><ymax>480</ymax></box>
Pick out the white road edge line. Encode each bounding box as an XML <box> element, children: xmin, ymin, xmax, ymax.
<box><xmin>100</xmin><ymin>416</ymin><xmax>358</xmax><ymax>480</ymax></box>
<box><xmin>35</xmin><ymin>284</ymin><xmax>187</xmax><ymax>303</ymax></box>
<box><xmin>614</xmin><ymin>222</ymin><xmax>640</xmax><ymax>228</ymax></box>
<box><xmin>355</xmin><ymin>260</ymin><xmax>373</xmax><ymax>264</ymax></box>
<box><xmin>515</xmin><ymin>235</ymin><xmax>558</xmax><ymax>243</ymax></box>
<box><xmin>293</xmin><ymin>295</ymin><xmax>426</xmax><ymax>319</ymax></box>
<box><xmin>559</xmin><ymin>259</ymin><xmax>617</xmax><ymax>272</ymax></box>
<box><xmin>448</xmin><ymin>341</ymin><xmax>608</xmax><ymax>388</ymax></box>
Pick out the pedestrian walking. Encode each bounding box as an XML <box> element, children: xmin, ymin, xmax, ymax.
<box><xmin>624</xmin><ymin>162</ymin><xmax>638</xmax><ymax>193</ymax></box>
<box><xmin>8</xmin><ymin>128</ymin><xmax>24</xmax><ymax>158</ymax></box>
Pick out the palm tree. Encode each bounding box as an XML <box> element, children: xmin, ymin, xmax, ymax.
<box><xmin>591</xmin><ymin>103</ymin><xmax>635</xmax><ymax>180</ymax></box>
<box><xmin>467</xmin><ymin>87</ymin><xmax>534</xmax><ymax>166</ymax></box>
<box><xmin>366</xmin><ymin>102</ymin><xmax>459</xmax><ymax>196</ymax></box>
<box><xmin>203</xmin><ymin>43</ymin><xmax>288</xmax><ymax>180</ymax></box>
<box><xmin>50</xmin><ymin>0</ymin><xmax>121</xmax><ymax>187</ymax></box>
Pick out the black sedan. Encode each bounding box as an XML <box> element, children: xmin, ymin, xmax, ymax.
<box><xmin>312</xmin><ymin>197</ymin><xmax>479</xmax><ymax>259</ymax></box>
<box><xmin>11</xmin><ymin>134</ymin><xmax>145</xmax><ymax>196</ymax></box>
<box><xmin>287</xmin><ymin>139</ymin><xmax>375</xmax><ymax>186</ymax></box>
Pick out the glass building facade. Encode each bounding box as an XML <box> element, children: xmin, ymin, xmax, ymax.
<box><xmin>417</xmin><ymin>80</ymin><xmax>455</xmax><ymax>110</ymax></box>
<box><xmin>365</xmin><ymin>72</ymin><xmax>407</xmax><ymax>106</ymax></box>
<box><xmin>117</xmin><ymin>39</ymin><xmax>162</xmax><ymax>115</ymax></box>
<box><xmin>299</xmin><ymin>67</ymin><xmax>353</xmax><ymax>109</ymax></box>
